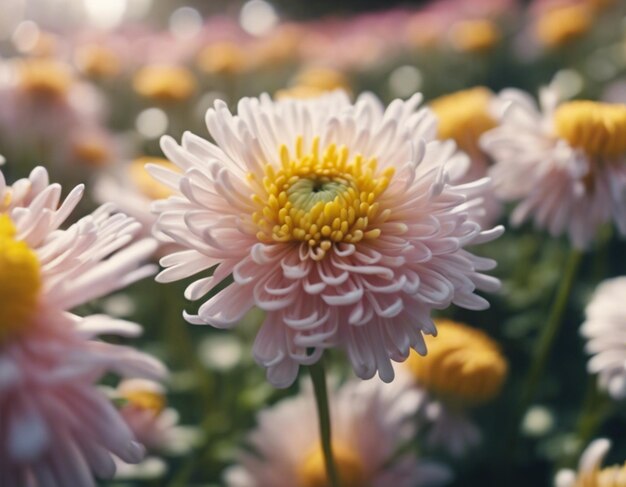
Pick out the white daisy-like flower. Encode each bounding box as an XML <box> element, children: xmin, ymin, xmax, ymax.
<box><xmin>581</xmin><ymin>276</ymin><xmax>626</xmax><ymax>400</ymax></box>
<box><xmin>482</xmin><ymin>86</ymin><xmax>626</xmax><ymax>249</ymax></box>
<box><xmin>224</xmin><ymin>378</ymin><xmax>452</xmax><ymax>487</ymax></box>
<box><xmin>555</xmin><ymin>438</ymin><xmax>626</xmax><ymax>487</ymax></box>
<box><xmin>0</xmin><ymin>166</ymin><xmax>166</xmax><ymax>487</ymax></box>
<box><xmin>151</xmin><ymin>91</ymin><xmax>503</xmax><ymax>387</ymax></box>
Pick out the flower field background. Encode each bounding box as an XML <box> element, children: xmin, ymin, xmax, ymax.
<box><xmin>2</xmin><ymin>0</ymin><xmax>626</xmax><ymax>486</ymax></box>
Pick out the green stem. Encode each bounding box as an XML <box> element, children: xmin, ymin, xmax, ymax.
<box><xmin>520</xmin><ymin>248</ymin><xmax>582</xmax><ymax>411</ymax></box>
<box><xmin>505</xmin><ymin>247</ymin><xmax>582</xmax><ymax>466</ymax></box>
<box><xmin>309</xmin><ymin>360</ymin><xmax>342</xmax><ymax>487</ymax></box>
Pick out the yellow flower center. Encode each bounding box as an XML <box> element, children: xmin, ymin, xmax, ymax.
<box><xmin>75</xmin><ymin>44</ymin><xmax>122</xmax><ymax>79</ymax></box>
<box><xmin>122</xmin><ymin>388</ymin><xmax>166</xmax><ymax>415</ymax></box>
<box><xmin>579</xmin><ymin>463</ymin><xmax>626</xmax><ymax>487</ymax></box>
<box><xmin>197</xmin><ymin>42</ymin><xmax>250</xmax><ymax>75</ymax></box>
<box><xmin>299</xmin><ymin>443</ymin><xmax>366</xmax><ymax>487</ymax></box>
<box><xmin>275</xmin><ymin>86</ymin><xmax>329</xmax><ymax>100</ymax></box>
<box><xmin>17</xmin><ymin>59</ymin><xmax>73</xmax><ymax>99</ymax></box>
<box><xmin>294</xmin><ymin>67</ymin><xmax>351</xmax><ymax>94</ymax></box>
<box><xmin>129</xmin><ymin>157</ymin><xmax>179</xmax><ymax>200</ymax></box>
<box><xmin>535</xmin><ymin>4</ymin><xmax>592</xmax><ymax>48</ymax></box>
<box><xmin>132</xmin><ymin>64</ymin><xmax>197</xmax><ymax>102</ymax></box>
<box><xmin>0</xmin><ymin>215</ymin><xmax>42</xmax><ymax>344</ymax></box>
<box><xmin>450</xmin><ymin>19</ymin><xmax>501</xmax><ymax>53</ymax></box>
<box><xmin>404</xmin><ymin>319</ymin><xmax>508</xmax><ymax>405</ymax></box>
<box><xmin>430</xmin><ymin>87</ymin><xmax>496</xmax><ymax>156</ymax></box>
<box><xmin>554</xmin><ymin>101</ymin><xmax>626</xmax><ymax>159</ymax></box>
<box><xmin>251</xmin><ymin>137</ymin><xmax>393</xmax><ymax>260</ymax></box>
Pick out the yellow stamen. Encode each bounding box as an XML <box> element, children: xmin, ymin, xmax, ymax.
<box><xmin>129</xmin><ymin>157</ymin><xmax>179</xmax><ymax>200</ymax></box>
<box><xmin>554</xmin><ymin>101</ymin><xmax>626</xmax><ymax>159</ymax></box>
<box><xmin>0</xmin><ymin>215</ymin><xmax>42</xmax><ymax>343</ymax></box>
<box><xmin>535</xmin><ymin>4</ymin><xmax>592</xmax><ymax>48</ymax></box>
<box><xmin>430</xmin><ymin>87</ymin><xmax>496</xmax><ymax>156</ymax></box>
<box><xmin>252</xmin><ymin>137</ymin><xmax>393</xmax><ymax>259</ymax></box>
<box><xmin>75</xmin><ymin>44</ymin><xmax>122</xmax><ymax>79</ymax></box>
<box><xmin>299</xmin><ymin>443</ymin><xmax>366</xmax><ymax>487</ymax></box>
<box><xmin>122</xmin><ymin>389</ymin><xmax>166</xmax><ymax>415</ymax></box>
<box><xmin>132</xmin><ymin>64</ymin><xmax>197</xmax><ymax>102</ymax></box>
<box><xmin>17</xmin><ymin>59</ymin><xmax>73</xmax><ymax>99</ymax></box>
<box><xmin>404</xmin><ymin>319</ymin><xmax>508</xmax><ymax>405</ymax></box>
<box><xmin>197</xmin><ymin>42</ymin><xmax>251</xmax><ymax>75</ymax></box>
<box><xmin>450</xmin><ymin>19</ymin><xmax>501</xmax><ymax>53</ymax></box>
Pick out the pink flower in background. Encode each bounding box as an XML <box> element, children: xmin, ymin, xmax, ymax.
<box><xmin>482</xmin><ymin>86</ymin><xmax>626</xmax><ymax>249</ymax></box>
<box><xmin>225</xmin><ymin>378</ymin><xmax>451</xmax><ymax>487</ymax></box>
<box><xmin>0</xmin><ymin>166</ymin><xmax>165</xmax><ymax>487</ymax></box>
<box><xmin>151</xmin><ymin>91</ymin><xmax>502</xmax><ymax>387</ymax></box>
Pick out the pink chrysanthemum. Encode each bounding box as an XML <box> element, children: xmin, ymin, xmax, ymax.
<box><xmin>482</xmin><ymin>86</ymin><xmax>626</xmax><ymax>249</ymax></box>
<box><xmin>152</xmin><ymin>91</ymin><xmax>503</xmax><ymax>387</ymax></box>
<box><xmin>0</xmin><ymin>167</ymin><xmax>166</xmax><ymax>487</ymax></box>
<box><xmin>224</xmin><ymin>378</ymin><xmax>452</xmax><ymax>487</ymax></box>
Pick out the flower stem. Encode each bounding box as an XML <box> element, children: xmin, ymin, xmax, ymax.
<box><xmin>309</xmin><ymin>359</ymin><xmax>342</xmax><ymax>487</ymax></box>
<box><xmin>506</xmin><ymin>247</ymin><xmax>582</xmax><ymax>465</ymax></box>
<box><xmin>520</xmin><ymin>247</ymin><xmax>582</xmax><ymax>413</ymax></box>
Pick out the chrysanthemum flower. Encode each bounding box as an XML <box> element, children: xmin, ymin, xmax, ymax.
<box><xmin>152</xmin><ymin>91</ymin><xmax>503</xmax><ymax>387</ymax></box>
<box><xmin>397</xmin><ymin>319</ymin><xmax>507</xmax><ymax>455</ymax></box>
<box><xmin>482</xmin><ymin>87</ymin><xmax>626</xmax><ymax>249</ymax></box>
<box><xmin>430</xmin><ymin>87</ymin><xmax>502</xmax><ymax>226</ymax></box>
<box><xmin>224</xmin><ymin>378</ymin><xmax>452</xmax><ymax>487</ymax></box>
<box><xmin>95</xmin><ymin>157</ymin><xmax>181</xmax><ymax>242</ymax></box>
<box><xmin>555</xmin><ymin>438</ymin><xmax>626</xmax><ymax>487</ymax></box>
<box><xmin>581</xmin><ymin>277</ymin><xmax>626</xmax><ymax>399</ymax></box>
<box><xmin>132</xmin><ymin>64</ymin><xmax>197</xmax><ymax>103</ymax></box>
<box><xmin>0</xmin><ymin>166</ymin><xmax>166</xmax><ymax>486</ymax></box>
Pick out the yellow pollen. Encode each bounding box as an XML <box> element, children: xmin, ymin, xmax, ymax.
<box><xmin>0</xmin><ymin>215</ymin><xmax>42</xmax><ymax>344</ymax></box>
<box><xmin>554</xmin><ymin>101</ymin><xmax>626</xmax><ymax>159</ymax></box>
<box><xmin>430</xmin><ymin>87</ymin><xmax>496</xmax><ymax>156</ymax></box>
<box><xmin>75</xmin><ymin>44</ymin><xmax>122</xmax><ymax>79</ymax></box>
<box><xmin>251</xmin><ymin>137</ymin><xmax>393</xmax><ymax>260</ymax></box>
<box><xmin>405</xmin><ymin>319</ymin><xmax>508</xmax><ymax>405</ymax></box>
<box><xmin>17</xmin><ymin>59</ymin><xmax>73</xmax><ymax>99</ymax></box>
<box><xmin>122</xmin><ymin>389</ymin><xmax>166</xmax><ymax>415</ymax></box>
<box><xmin>132</xmin><ymin>64</ymin><xmax>197</xmax><ymax>102</ymax></box>
<box><xmin>197</xmin><ymin>42</ymin><xmax>251</xmax><ymax>75</ymax></box>
<box><xmin>535</xmin><ymin>4</ymin><xmax>593</xmax><ymax>48</ymax></box>
<box><xmin>129</xmin><ymin>157</ymin><xmax>179</xmax><ymax>200</ymax></box>
<box><xmin>577</xmin><ymin>463</ymin><xmax>626</xmax><ymax>487</ymax></box>
<box><xmin>450</xmin><ymin>19</ymin><xmax>501</xmax><ymax>53</ymax></box>
<box><xmin>299</xmin><ymin>443</ymin><xmax>366</xmax><ymax>487</ymax></box>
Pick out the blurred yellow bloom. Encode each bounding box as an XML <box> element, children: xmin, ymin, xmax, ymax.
<box><xmin>299</xmin><ymin>442</ymin><xmax>365</xmax><ymax>487</ymax></box>
<box><xmin>0</xmin><ymin>215</ymin><xmax>41</xmax><ymax>343</ymax></box>
<box><xmin>120</xmin><ymin>385</ymin><xmax>166</xmax><ymax>416</ymax></box>
<box><xmin>294</xmin><ymin>66</ymin><xmax>351</xmax><ymax>93</ymax></box>
<box><xmin>197</xmin><ymin>41</ymin><xmax>251</xmax><ymax>75</ymax></box>
<box><xmin>72</xmin><ymin>137</ymin><xmax>111</xmax><ymax>168</ymax></box>
<box><xmin>133</xmin><ymin>64</ymin><xmax>197</xmax><ymax>102</ymax></box>
<box><xmin>75</xmin><ymin>44</ymin><xmax>122</xmax><ymax>79</ymax></box>
<box><xmin>275</xmin><ymin>85</ymin><xmax>328</xmax><ymax>100</ymax></box>
<box><xmin>253</xmin><ymin>27</ymin><xmax>302</xmax><ymax>67</ymax></box>
<box><xmin>554</xmin><ymin>101</ymin><xmax>626</xmax><ymax>159</ymax></box>
<box><xmin>404</xmin><ymin>319</ymin><xmax>508</xmax><ymax>405</ymax></box>
<box><xmin>450</xmin><ymin>19</ymin><xmax>502</xmax><ymax>53</ymax></box>
<box><xmin>17</xmin><ymin>58</ymin><xmax>73</xmax><ymax>99</ymax></box>
<box><xmin>129</xmin><ymin>157</ymin><xmax>178</xmax><ymax>200</ymax></box>
<box><xmin>535</xmin><ymin>4</ymin><xmax>592</xmax><ymax>48</ymax></box>
<box><xmin>430</xmin><ymin>86</ymin><xmax>496</xmax><ymax>156</ymax></box>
